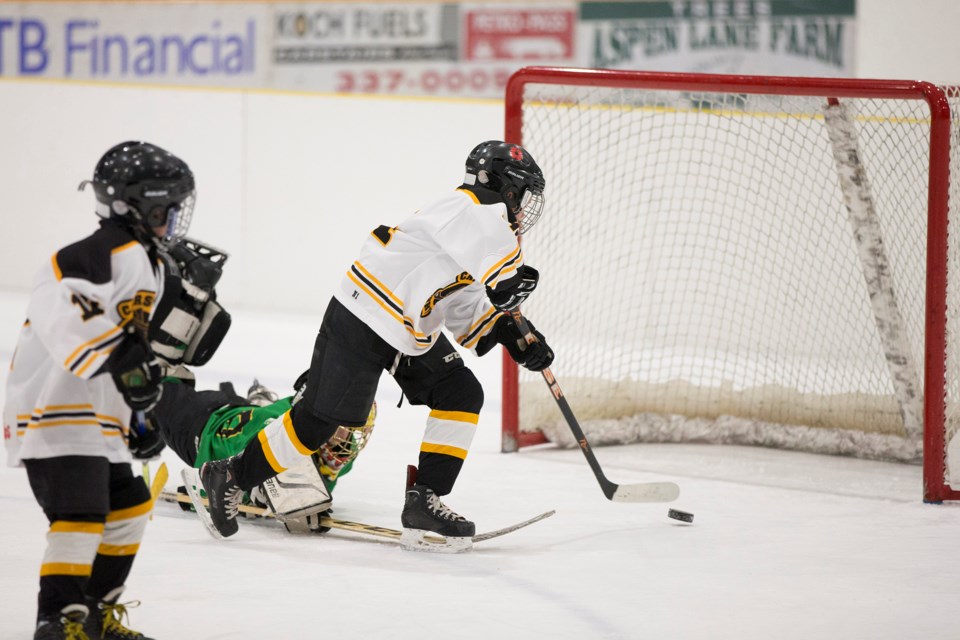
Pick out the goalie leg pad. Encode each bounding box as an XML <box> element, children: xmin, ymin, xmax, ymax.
<box><xmin>259</xmin><ymin>457</ymin><xmax>332</xmax><ymax>522</ymax></box>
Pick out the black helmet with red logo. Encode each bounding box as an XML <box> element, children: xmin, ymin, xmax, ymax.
<box><xmin>465</xmin><ymin>140</ymin><xmax>545</xmax><ymax>235</ymax></box>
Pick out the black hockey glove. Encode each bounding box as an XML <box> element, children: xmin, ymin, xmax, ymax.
<box><xmin>106</xmin><ymin>332</ymin><xmax>164</xmax><ymax>412</ymax></box>
<box><xmin>486</xmin><ymin>265</ymin><xmax>539</xmax><ymax>312</ymax></box>
<box><xmin>128</xmin><ymin>412</ymin><xmax>166</xmax><ymax>460</ymax></box>
<box><xmin>493</xmin><ymin>314</ymin><xmax>554</xmax><ymax>372</ymax></box>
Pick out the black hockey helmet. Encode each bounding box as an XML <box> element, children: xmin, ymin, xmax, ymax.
<box><xmin>464</xmin><ymin>140</ymin><xmax>545</xmax><ymax>235</ymax></box>
<box><xmin>80</xmin><ymin>141</ymin><xmax>196</xmax><ymax>246</ymax></box>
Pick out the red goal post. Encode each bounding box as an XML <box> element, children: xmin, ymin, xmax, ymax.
<box><xmin>501</xmin><ymin>66</ymin><xmax>960</xmax><ymax>503</ymax></box>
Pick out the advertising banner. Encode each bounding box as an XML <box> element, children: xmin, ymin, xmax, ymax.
<box><xmin>581</xmin><ymin>0</ymin><xmax>856</xmax><ymax>76</ymax></box>
<box><xmin>268</xmin><ymin>3</ymin><xmax>576</xmax><ymax>97</ymax></box>
<box><xmin>0</xmin><ymin>2</ymin><xmax>857</xmax><ymax>96</ymax></box>
<box><xmin>0</xmin><ymin>4</ymin><xmax>264</xmax><ymax>86</ymax></box>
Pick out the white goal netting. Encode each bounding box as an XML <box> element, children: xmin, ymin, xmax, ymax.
<box><xmin>510</xmin><ymin>75</ymin><xmax>960</xmax><ymax>493</ymax></box>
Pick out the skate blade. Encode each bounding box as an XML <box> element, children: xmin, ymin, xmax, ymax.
<box><xmin>399</xmin><ymin>528</ymin><xmax>473</xmax><ymax>554</ymax></box>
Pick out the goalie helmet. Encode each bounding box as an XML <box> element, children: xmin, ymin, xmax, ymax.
<box><xmin>464</xmin><ymin>140</ymin><xmax>545</xmax><ymax>235</ymax></box>
<box><xmin>80</xmin><ymin>141</ymin><xmax>196</xmax><ymax>246</ymax></box>
<box><xmin>313</xmin><ymin>402</ymin><xmax>377</xmax><ymax>487</ymax></box>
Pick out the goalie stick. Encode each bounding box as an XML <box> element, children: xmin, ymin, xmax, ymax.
<box><xmin>510</xmin><ymin>310</ymin><xmax>680</xmax><ymax>503</ymax></box>
<box><xmin>168</xmin><ymin>469</ymin><xmax>554</xmax><ymax>546</ymax></box>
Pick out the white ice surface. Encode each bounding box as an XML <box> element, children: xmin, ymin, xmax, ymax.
<box><xmin>1</xmin><ymin>293</ymin><xmax>959</xmax><ymax>640</ymax></box>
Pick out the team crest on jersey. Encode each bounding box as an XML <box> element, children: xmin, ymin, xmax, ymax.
<box><xmin>421</xmin><ymin>272</ymin><xmax>475</xmax><ymax>318</ymax></box>
<box><xmin>117</xmin><ymin>289</ymin><xmax>157</xmax><ymax>335</ymax></box>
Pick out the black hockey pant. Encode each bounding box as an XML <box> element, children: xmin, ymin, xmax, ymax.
<box><xmin>234</xmin><ymin>297</ymin><xmax>484</xmax><ymax>496</ymax></box>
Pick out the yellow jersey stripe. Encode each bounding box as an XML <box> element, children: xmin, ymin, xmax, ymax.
<box><xmin>28</xmin><ymin>419</ymin><xmax>102</xmax><ymax>429</ymax></box>
<box><xmin>51</xmin><ymin>253</ymin><xmax>63</xmax><ymax>281</ymax></box>
<box><xmin>354</xmin><ymin>261</ymin><xmax>404</xmax><ymax>308</ymax></box>
<box><xmin>63</xmin><ymin>325</ymin><xmax>122</xmax><ymax>370</ymax></box>
<box><xmin>348</xmin><ymin>272</ymin><xmax>432</xmax><ymax>346</ymax></box>
<box><xmin>481</xmin><ymin>245</ymin><xmax>522</xmax><ymax>287</ymax></box>
<box><xmin>458</xmin><ymin>307</ymin><xmax>502</xmax><ymax>349</ymax></box>
<box><xmin>40</xmin><ymin>404</ymin><xmax>95</xmax><ymax>411</ymax></box>
<box><xmin>457</xmin><ymin>188</ymin><xmax>480</xmax><ymax>204</ymax></box>
<box><xmin>348</xmin><ymin>271</ymin><xmax>405</xmax><ymax>324</ymax></box>
<box><xmin>75</xmin><ymin>350</ymin><xmax>107</xmax><ymax>377</ymax></box>
<box><xmin>111</xmin><ymin>240</ymin><xmax>140</xmax><ymax>255</ymax></box>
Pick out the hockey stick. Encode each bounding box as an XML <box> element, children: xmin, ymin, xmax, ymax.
<box><xmin>510</xmin><ymin>310</ymin><xmax>680</xmax><ymax>503</ymax></box>
<box><xmin>160</xmin><ymin>484</ymin><xmax>554</xmax><ymax>545</ymax></box>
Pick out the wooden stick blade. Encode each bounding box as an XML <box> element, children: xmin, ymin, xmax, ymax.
<box><xmin>611</xmin><ymin>481</ymin><xmax>680</xmax><ymax>503</ymax></box>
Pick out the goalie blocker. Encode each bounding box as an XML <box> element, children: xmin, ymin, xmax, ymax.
<box><xmin>150</xmin><ymin>238</ymin><xmax>231</xmax><ymax>367</ymax></box>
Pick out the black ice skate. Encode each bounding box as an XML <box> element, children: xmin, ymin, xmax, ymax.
<box><xmin>199</xmin><ymin>456</ymin><xmax>243</xmax><ymax>538</ymax></box>
<box><xmin>400</xmin><ymin>466</ymin><xmax>475</xmax><ymax>553</ymax></box>
<box><xmin>34</xmin><ymin>604</ymin><xmax>88</xmax><ymax>640</ymax></box>
<box><xmin>84</xmin><ymin>586</ymin><xmax>154</xmax><ymax>640</ymax></box>
<box><xmin>246</xmin><ymin>379</ymin><xmax>279</xmax><ymax>407</ymax></box>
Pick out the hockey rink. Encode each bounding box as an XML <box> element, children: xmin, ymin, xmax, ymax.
<box><xmin>1</xmin><ymin>294</ymin><xmax>959</xmax><ymax>640</ymax></box>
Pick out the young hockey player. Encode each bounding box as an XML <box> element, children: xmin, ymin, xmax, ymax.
<box><xmin>3</xmin><ymin>141</ymin><xmax>196</xmax><ymax>639</ymax></box>
<box><xmin>151</xmin><ymin>374</ymin><xmax>376</xmax><ymax>533</ymax></box>
<box><xmin>200</xmin><ymin>140</ymin><xmax>554</xmax><ymax>551</ymax></box>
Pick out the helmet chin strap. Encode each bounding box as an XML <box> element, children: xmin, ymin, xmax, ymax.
<box><xmin>501</xmin><ymin>184</ymin><xmax>522</xmax><ymax>216</ymax></box>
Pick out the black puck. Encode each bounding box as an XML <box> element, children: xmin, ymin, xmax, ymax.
<box><xmin>667</xmin><ymin>509</ymin><xmax>694</xmax><ymax>523</ymax></box>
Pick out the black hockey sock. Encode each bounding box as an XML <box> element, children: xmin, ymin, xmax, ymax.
<box><xmin>416</xmin><ymin>451</ymin><xmax>463</xmax><ymax>496</ymax></box>
<box><xmin>233</xmin><ymin>438</ymin><xmax>279</xmax><ymax>490</ymax></box>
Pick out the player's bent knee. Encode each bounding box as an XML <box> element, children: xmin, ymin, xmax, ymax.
<box><xmin>289</xmin><ymin>403</ymin><xmax>341</xmax><ymax>451</ymax></box>
<box><xmin>436</xmin><ymin>368</ymin><xmax>484</xmax><ymax>414</ymax></box>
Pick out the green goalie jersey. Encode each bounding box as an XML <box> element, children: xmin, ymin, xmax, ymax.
<box><xmin>194</xmin><ymin>398</ymin><xmax>292</xmax><ymax>467</ymax></box>
<box><xmin>193</xmin><ymin>397</ymin><xmax>373</xmax><ymax>491</ymax></box>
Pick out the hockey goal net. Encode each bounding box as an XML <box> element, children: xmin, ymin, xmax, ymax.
<box><xmin>502</xmin><ymin>67</ymin><xmax>960</xmax><ymax>503</ymax></box>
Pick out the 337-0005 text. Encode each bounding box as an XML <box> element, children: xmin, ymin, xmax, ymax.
<box><xmin>334</xmin><ymin>68</ymin><xmax>514</xmax><ymax>95</ymax></box>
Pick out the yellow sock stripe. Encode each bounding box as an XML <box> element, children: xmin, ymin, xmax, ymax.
<box><xmin>40</xmin><ymin>562</ymin><xmax>92</xmax><ymax>577</ymax></box>
<box><xmin>106</xmin><ymin>500</ymin><xmax>152</xmax><ymax>522</ymax></box>
<box><xmin>258</xmin><ymin>427</ymin><xmax>287</xmax><ymax>474</ymax></box>
<box><xmin>428</xmin><ymin>409</ymin><xmax>480</xmax><ymax>425</ymax></box>
<box><xmin>283</xmin><ymin>411</ymin><xmax>313</xmax><ymax>456</ymax></box>
<box><xmin>420</xmin><ymin>442</ymin><xmax>469</xmax><ymax>460</ymax></box>
<box><xmin>50</xmin><ymin>521</ymin><xmax>105</xmax><ymax>535</ymax></box>
<box><xmin>97</xmin><ymin>543</ymin><xmax>141</xmax><ymax>557</ymax></box>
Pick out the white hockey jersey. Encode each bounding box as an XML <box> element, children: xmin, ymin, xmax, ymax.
<box><xmin>333</xmin><ymin>187</ymin><xmax>519</xmax><ymax>356</ymax></box>
<box><xmin>3</xmin><ymin>221</ymin><xmax>161</xmax><ymax>466</ymax></box>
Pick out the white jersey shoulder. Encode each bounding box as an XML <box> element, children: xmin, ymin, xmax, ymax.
<box><xmin>334</xmin><ymin>189</ymin><xmax>515</xmax><ymax>356</ymax></box>
<box><xmin>4</xmin><ymin>222</ymin><xmax>162</xmax><ymax>465</ymax></box>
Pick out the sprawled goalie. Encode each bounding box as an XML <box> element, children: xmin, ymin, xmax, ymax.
<box><xmin>143</xmin><ymin>236</ymin><xmax>375</xmax><ymax>534</ymax></box>
<box><xmin>150</xmin><ymin>373</ymin><xmax>376</xmax><ymax>533</ymax></box>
